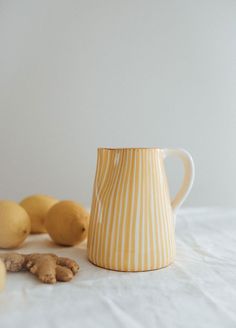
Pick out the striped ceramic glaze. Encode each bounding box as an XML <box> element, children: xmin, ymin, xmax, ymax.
<box><xmin>87</xmin><ymin>148</ymin><xmax>194</xmax><ymax>272</ymax></box>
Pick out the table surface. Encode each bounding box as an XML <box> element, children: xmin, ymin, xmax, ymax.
<box><xmin>0</xmin><ymin>208</ymin><xmax>236</xmax><ymax>328</ymax></box>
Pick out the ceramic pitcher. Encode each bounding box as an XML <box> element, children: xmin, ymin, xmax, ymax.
<box><xmin>87</xmin><ymin>148</ymin><xmax>194</xmax><ymax>272</ymax></box>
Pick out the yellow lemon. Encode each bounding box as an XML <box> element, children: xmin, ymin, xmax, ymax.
<box><xmin>0</xmin><ymin>201</ymin><xmax>31</xmax><ymax>248</ymax></box>
<box><xmin>45</xmin><ymin>200</ymin><xmax>89</xmax><ymax>246</ymax></box>
<box><xmin>20</xmin><ymin>195</ymin><xmax>58</xmax><ymax>233</ymax></box>
<box><xmin>0</xmin><ymin>260</ymin><xmax>6</xmax><ymax>291</ymax></box>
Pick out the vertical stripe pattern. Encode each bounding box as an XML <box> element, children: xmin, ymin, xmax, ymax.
<box><xmin>88</xmin><ymin>148</ymin><xmax>175</xmax><ymax>272</ymax></box>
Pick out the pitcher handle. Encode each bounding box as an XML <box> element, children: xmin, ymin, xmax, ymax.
<box><xmin>162</xmin><ymin>149</ymin><xmax>195</xmax><ymax>212</ymax></box>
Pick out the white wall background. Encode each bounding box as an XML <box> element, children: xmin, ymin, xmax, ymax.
<box><xmin>0</xmin><ymin>0</ymin><xmax>236</xmax><ymax>208</ymax></box>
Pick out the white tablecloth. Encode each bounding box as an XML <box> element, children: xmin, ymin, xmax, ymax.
<box><xmin>0</xmin><ymin>208</ymin><xmax>236</xmax><ymax>328</ymax></box>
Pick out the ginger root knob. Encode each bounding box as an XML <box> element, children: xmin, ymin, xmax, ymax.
<box><xmin>0</xmin><ymin>259</ymin><xmax>6</xmax><ymax>291</ymax></box>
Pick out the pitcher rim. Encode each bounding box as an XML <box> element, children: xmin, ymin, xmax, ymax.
<box><xmin>98</xmin><ymin>147</ymin><xmax>161</xmax><ymax>150</ymax></box>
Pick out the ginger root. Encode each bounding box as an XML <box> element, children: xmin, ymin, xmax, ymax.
<box><xmin>0</xmin><ymin>259</ymin><xmax>6</xmax><ymax>291</ymax></box>
<box><xmin>0</xmin><ymin>253</ymin><xmax>79</xmax><ymax>284</ymax></box>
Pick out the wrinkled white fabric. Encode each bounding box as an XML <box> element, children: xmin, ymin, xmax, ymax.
<box><xmin>0</xmin><ymin>208</ymin><xmax>236</xmax><ymax>328</ymax></box>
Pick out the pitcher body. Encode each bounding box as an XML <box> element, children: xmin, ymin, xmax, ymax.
<box><xmin>87</xmin><ymin>147</ymin><xmax>194</xmax><ymax>272</ymax></box>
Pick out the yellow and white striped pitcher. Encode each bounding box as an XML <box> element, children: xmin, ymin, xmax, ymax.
<box><xmin>87</xmin><ymin>148</ymin><xmax>194</xmax><ymax>272</ymax></box>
